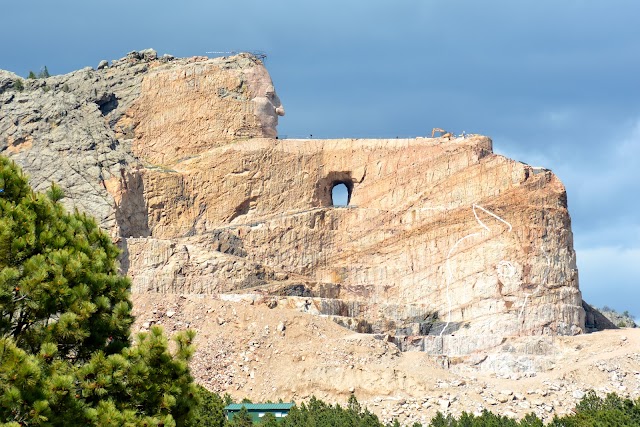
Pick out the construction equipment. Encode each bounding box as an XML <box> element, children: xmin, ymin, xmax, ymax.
<box><xmin>431</xmin><ymin>128</ymin><xmax>453</xmax><ymax>140</ymax></box>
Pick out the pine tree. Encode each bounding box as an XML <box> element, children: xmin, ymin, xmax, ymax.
<box><xmin>519</xmin><ymin>413</ymin><xmax>544</xmax><ymax>427</ymax></box>
<box><xmin>12</xmin><ymin>79</ymin><xmax>24</xmax><ymax>92</ymax></box>
<box><xmin>185</xmin><ymin>385</ymin><xmax>226</xmax><ymax>427</ymax></box>
<box><xmin>0</xmin><ymin>158</ymin><xmax>132</xmax><ymax>360</ymax></box>
<box><xmin>0</xmin><ymin>156</ymin><xmax>198</xmax><ymax>426</ymax></box>
<box><xmin>259</xmin><ymin>412</ymin><xmax>279</xmax><ymax>427</ymax></box>
<box><xmin>38</xmin><ymin>66</ymin><xmax>50</xmax><ymax>79</ymax></box>
<box><xmin>229</xmin><ymin>406</ymin><xmax>254</xmax><ymax>427</ymax></box>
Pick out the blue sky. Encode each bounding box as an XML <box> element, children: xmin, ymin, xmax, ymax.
<box><xmin>2</xmin><ymin>1</ymin><xmax>639</xmax><ymax>316</ymax></box>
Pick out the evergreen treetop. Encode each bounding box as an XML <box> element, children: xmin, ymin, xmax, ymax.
<box><xmin>38</xmin><ymin>66</ymin><xmax>50</xmax><ymax>79</ymax></box>
<box><xmin>0</xmin><ymin>156</ymin><xmax>198</xmax><ymax>426</ymax></box>
<box><xmin>0</xmin><ymin>157</ymin><xmax>132</xmax><ymax>361</ymax></box>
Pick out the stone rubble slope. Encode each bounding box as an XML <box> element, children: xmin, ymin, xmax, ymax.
<box><xmin>133</xmin><ymin>294</ymin><xmax>640</xmax><ymax>426</ymax></box>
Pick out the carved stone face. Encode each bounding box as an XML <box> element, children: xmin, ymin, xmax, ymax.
<box><xmin>244</xmin><ymin>65</ymin><xmax>285</xmax><ymax>138</ymax></box>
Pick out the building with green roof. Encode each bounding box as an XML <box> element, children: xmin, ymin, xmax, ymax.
<box><xmin>224</xmin><ymin>403</ymin><xmax>294</xmax><ymax>423</ymax></box>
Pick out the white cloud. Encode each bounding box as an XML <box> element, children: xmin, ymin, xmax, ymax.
<box><xmin>575</xmin><ymin>224</ymin><xmax>640</xmax><ymax>250</ymax></box>
<box><xmin>493</xmin><ymin>139</ymin><xmax>552</xmax><ymax>167</ymax></box>
<box><xmin>498</xmin><ymin>117</ymin><xmax>640</xmax><ymax>317</ymax></box>
<box><xmin>577</xmin><ymin>246</ymin><xmax>640</xmax><ymax>315</ymax></box>
<box><xmin>500</xmin><ymin>116</ymin><xmax>638</xmax><ymax>234</ymax></box>
<box><xmin>543</xmin><ymin>109</ymin><xmax>576</xmax><ymax>126</ymax></box>
<box><xmin>613</xmin><ymin>119</ymin><xmax>640</xmax><ymax>160</ymax></box>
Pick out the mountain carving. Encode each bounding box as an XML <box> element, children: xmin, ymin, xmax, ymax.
<box><xmin>0</xmin><ymin>50</ymin><xmax>585</xmax><ymax>359</ymax></box>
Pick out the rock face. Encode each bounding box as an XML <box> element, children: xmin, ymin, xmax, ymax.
<box><xmin>583</xmin><ymin>301</ymin><xmax>618</xmax><ymax>332</ymax></box>
<box><xmin>0</xmin><ymin>50</ymin><xmax>584</xmax><ymax>355</ymax></box>
<box><xmin>592</xmin><ymin>304</ymin><xmax>637</xmax><ymax>329</ymax></box>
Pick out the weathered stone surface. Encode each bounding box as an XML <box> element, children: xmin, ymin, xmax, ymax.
<box><xmin>126</xmin><ymin>135</ymin><xmax>583</xmax><ymax>340</ymax></box>
<box><xmin>123</xmin><ymin>236</ymin><xmax>278</xmax><ymax>294</ymax></box>
<box><xmin>138</xmin><ymin>48</ymin><xmax>157</xmax><ymax>61</ymax></box>
<box><xmin>0</xmin><ymin>51</ymin><xmax>584</xmax><ymax>352</ymax></box>
<box><xmin>0</xmin><ymin>67</ymin><xmax>136</xmax><ymax>233</ymax></box>
<box><xmin>0</xmin><ymin>70</ymin><xmax>20</xmax><ymax>92</ymax></box>
<box><xmin>596</xmin><ymin>304</ymin><xmax>637</xmax><ymax>328</ymax></box>
<box><xmin>127</xmin><ymin>54</ymin><xmax>284</xmax><ymax>165</ymax></box>
<box><xmin>583</xmin><ymin>301</ymin><xmax>618</xmax><ymax>332</ymax></box>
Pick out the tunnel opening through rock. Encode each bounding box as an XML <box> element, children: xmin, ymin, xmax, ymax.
<box><xmin>314</xmin><ymin>172</ymin><xmax>354</xmax><ymax>207</ymax></box>
<box><xmin>331</xmin><ymin>182</ymin><xmax>350</xmax><ymax>207</ymax></box>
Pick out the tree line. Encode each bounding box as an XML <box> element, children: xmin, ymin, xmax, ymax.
<box><xmin>193</xmin><ymin>389</ymin><xmax>640</xmax><ymax>427</ymax></box>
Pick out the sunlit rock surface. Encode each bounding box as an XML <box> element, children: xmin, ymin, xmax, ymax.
<box><xmin>0</xmin><ymin>51</ymin><xmax>584</xmax><ymax>356</ymax></box>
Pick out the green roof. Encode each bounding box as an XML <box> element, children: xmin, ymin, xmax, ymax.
<box><xmin>224</xmin><ymin>403</ymin><xmax>294</xmax><ymax>411</ymax></box>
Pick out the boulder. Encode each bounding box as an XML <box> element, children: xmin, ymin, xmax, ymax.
<box><xmin>139</xmin><ymin>48</ymin><xmax>157</xmax><ymax>61</ymax></box>
<box><xmin>0</xmin><ymin>70</ymin><xmax>20</xmax><ymax>93</ymax></box>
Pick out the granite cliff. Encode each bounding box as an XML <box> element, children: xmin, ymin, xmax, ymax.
<box><xmin>1</xmin><ymin>50</ymin><xmax>586</xmax><ymax>360</ymax></box>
